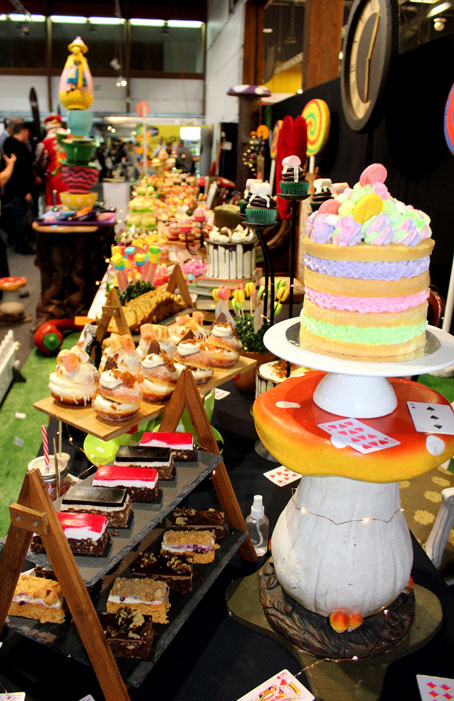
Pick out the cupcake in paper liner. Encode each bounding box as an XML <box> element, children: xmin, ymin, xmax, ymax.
<box><xmin>310</xmin><ymin>178</ymin><xmax>333</xmax><ymax>212</ymax></box>
<box><xmin>279</xmin><ymin>155</ymin><xmax>309</xmax><ymax>195</ymax></box>
<box><xmin>245</xmin><ymin>182</ymin><xmax>277</xmax><ymax>224</ymax></box>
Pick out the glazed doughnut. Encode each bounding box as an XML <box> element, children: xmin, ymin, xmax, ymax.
<box><xmin>49</xmin><ymin>346</ymin><xmax>98</xmax><ymax>405</ymax></box>
<box><xmin>207</xmin><ymin>322</ymin><xmax>242</xmax><ymax>353</ymax></box>
<box><xmin>93</xmin><ymin>369</ymin><xmax>142</xmax><ymax>422</ymax></box>
<box><xmin>253</xmin><ymin>372</ymin><xmax>454</xmax><ymax>482</ymax></box>
<box><xmin>205</xmin><ymin>344</ymin><xmax>239</xmax><ymax>368</ymax></box>
<box><xmin>141</xmin><ymin>353</ymin><xmax>178</xmax><ymax>402</ymax></box>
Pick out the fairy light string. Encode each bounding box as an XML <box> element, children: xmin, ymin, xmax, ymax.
<box><xmin>290</xmin><ymin>489</ymin><xmax>407</xmax><ymax>527</ymax></box>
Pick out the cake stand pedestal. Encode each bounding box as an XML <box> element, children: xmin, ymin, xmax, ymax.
<box><xmin>242</xmin><ymin>320</ymin><xmax>454</xmax><ymax>678</ymax></box>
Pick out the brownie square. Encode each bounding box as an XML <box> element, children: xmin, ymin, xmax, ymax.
<box><xmin>31</xmin><ymin>530</ymin><xmax>111</xmax><ymax>557</ymax></box>
<box><xmin>130</xmin><ymin>551</ymin><xmax>193</xmax><ymax>595</ymax></box>
<box><xmin>99</xmin><ymin>607</ymin><xmax>155</xmax><ymax>659</ymax></box>
<box><xmin>115</xmin><ymin>446</ymin><xmax>175</xmax><ymax>480</ymax></box>
<box><xmin>61</xmin><ymin>486</ymin><xmax>132</xmax><ymax>528</ymax></box>
<box><xmin>170</xmin><ymin>507</ymin><xmax>227</xmax><ymax>540</ymax></box>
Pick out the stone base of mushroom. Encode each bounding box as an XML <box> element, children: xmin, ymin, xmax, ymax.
<box><xmin>259</xmin><ymin>560</ymin><xmax>415</xmax><ymax>659</ymax></box>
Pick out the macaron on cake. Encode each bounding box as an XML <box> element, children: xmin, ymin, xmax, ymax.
<box><xmin>300</xmin><ymin>163</ymin><xmax>435</xmax><ymax>360</ymax></box>
<box><xmin>279</xmin><ymin>155</ymin><xmax>309</xmax><ymax>195</ymax></box>
<box><xmin>245</xmin><ymin>182</ymin><xmax>277</xmax><ymax>225</ymax></box>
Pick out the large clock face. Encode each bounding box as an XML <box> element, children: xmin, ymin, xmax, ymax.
<box><xmin>341</xmin><ymin>0</ymin><xmax>397</xmax><ymax>132</ymax></box>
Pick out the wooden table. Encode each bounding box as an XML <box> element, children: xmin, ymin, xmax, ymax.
<box><xmin>33</xmin><ymin>220</ymin><xmax>115</xmax><ymax>326</ymax></box>
<box><xmin>34</xmin><ymin>355</ymin><xmax>257</xmax><ymax>440</ymax></box>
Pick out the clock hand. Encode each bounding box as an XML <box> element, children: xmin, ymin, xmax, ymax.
<box><xmin>364</xmin><ymin>10</ymin><xmax>381</xmax><ymax>102</ymax></box>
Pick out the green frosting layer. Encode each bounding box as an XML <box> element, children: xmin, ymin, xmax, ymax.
<box><xmin>300</xmin><ymin>313</ymin><xmax>427</xmax><ymax>345</ymax></box>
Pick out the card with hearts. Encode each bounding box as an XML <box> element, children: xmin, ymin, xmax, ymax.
<box><xmin>263</xmin><ymin>466</ymin><xmax>301</xmax><ymax>487</ymax></box>
<box><xmin>237</xmin><ymin>668</ymin><xmax>314</xmax><ymax>700</ymax></box>
<box><xmin>407</xmin><ymin>401</ymin><xmax>454</xmax><ymax>435</ymax></box>
<box><xmin>318</xmin><ymin>418</ymin><xmax>400</xmax><ymax>454</ymax></box>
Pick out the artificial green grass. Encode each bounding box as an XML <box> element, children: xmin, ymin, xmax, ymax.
<box><xmin>0</xmin><ymin>332</ymin><xmax>80</xmax><ymax>536</ymax></box>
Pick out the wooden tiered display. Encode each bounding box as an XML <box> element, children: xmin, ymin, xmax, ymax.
<box><xmin>0</xmin><ymin>369</ymin><xmax>255</xmax><ymax>700</ymax></box>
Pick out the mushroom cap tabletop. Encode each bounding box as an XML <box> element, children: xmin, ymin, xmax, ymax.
<box><xmin>0</xmin><ymin>276</ymin><xmax>26</xmax><ymax>290</ymax></box>
<box><xmin>253</xmin><ymin>371</ymin><xmax>454</xmax><ymax>483</ymax></box>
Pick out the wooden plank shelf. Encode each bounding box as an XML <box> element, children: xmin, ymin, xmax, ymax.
<box><xmin>33</xmin><ymin>355</ymin><xmax>257</xmax><ymax>440</ymax></box>
<box><xmin>26</xmin><ymin>451</ymin><xmax>223</xmax><ymax>587</ymax></box>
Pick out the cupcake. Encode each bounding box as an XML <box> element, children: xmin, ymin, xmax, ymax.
<box><xmin>245</xmin><ymin>182</ymin><xmax>277</xmax><ymax>224</ymax></box>
<box><xmin>279</xmin><ymin>155</ymin><xmax>308</xmax><ymax>195</ymax></box>
<box><xmin>311</xmin><ymin>178</ymin><xmax>333</xmax><ymax>212</ymax></box>
<box><xmin>49</xmin><ymin>346</ymin><xmax>99</xmax><ymax>405</ymax></box>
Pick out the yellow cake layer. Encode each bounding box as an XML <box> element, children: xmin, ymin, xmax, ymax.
<box><xmin>299</xmin><ymin>325</ymin><xmax>427</xmax><ymax>359</ymax></box>
<box><xmin>303</xmin><ymin>269</ymin><xmax>430</xmax><ymax>297</ymax></box>
<box><xmin>303</xmin><ymin>237</ymin><xmax>434</xmax><ymax>262</ymax></box>
<box><xmin>302</xmin><ymin>299</ymin><xmax>428</xmax><ymax>328</ymax></box>
<box><xmin>8</xmin><ymin>601</ymin><xmax>65</xmax><ymax>624</ymax></box>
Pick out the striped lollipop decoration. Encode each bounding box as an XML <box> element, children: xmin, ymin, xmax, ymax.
<box><xmin>41</xmin><ymin>424</ymin><xmax>49</xmax><ymax>467</ymax></box>
<box><xmin>302</xmin><ymin>98</ymin><xmax>331</xmax><ymax>172</ymax></box>
<box><xmin>444</xmin><ymin>83</ymin><xmax>454</xmax><ymax>156</ymax></box>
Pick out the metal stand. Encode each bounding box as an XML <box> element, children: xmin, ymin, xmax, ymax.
<box><xmin>247</xmin><ymin>222</ymin><xmax>275</xmax><ymax>325</ymax></box>
<box><xmin>277</xmin><ymin>192</ymin><xmax>309</xmax><ymax>320</ymax></box>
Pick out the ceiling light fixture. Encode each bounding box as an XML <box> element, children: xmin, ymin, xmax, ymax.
<box><xmin>50</xmin><ymin>15</ymin><xmax>86</xmax><ymax>23</ymax></box>
<box><xmin>427</xmin><ymin>0</ymin><xmax>452</xmax><ymax>17</ymax></box>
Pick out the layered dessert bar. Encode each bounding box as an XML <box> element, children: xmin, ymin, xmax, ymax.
<box><xmin>169</xmin><ymin>507</ymin><xmax>227</xmax><ymax>541</ymax></box>
<box><xmin>61</xmin><ymin>485</ymin><xmax>132</xmax><ymax>528</ymax></box>
<box><xmin>107</xmin><ymin>577</ymin><xmax>170</xmax><ymax>624</ymax></box>
<box><xmin>161</xmin><ymin>529</ymin><xmax>216</xmax><ymax>564</ymax></box>
<box><xmin>115</xmin><ymin>445</ymin><xmax>174</xmax><ymax>480</ymax></box>
<box><xmin>92</xmin><ymin>465</ymin><xmax>159</xmax><ymax>503</ymax></box>
<box><xmin>8</xmin><ymin>574</ymin><xmax>65</xmax><ymax>624</ymax></box>
<box><xmin>99</xmin><ymin>607</ymin><xmax>155</xmax><ymax>659</ymax></box>
<box><xmin>31</xmin><ymin>513</ymin><xmax>111</xmax><ymax>557</ymax></box>
<box><xmin>130</xmin><ymin>551</ymin><xmax>193</xmax><ymax>594</ymax></box>
<box><xmin>140</xmin><ymin>431</ymin><xmax>195</xmax><ymax>462</ymax></box>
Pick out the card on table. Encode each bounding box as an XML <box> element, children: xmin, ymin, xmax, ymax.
<box><xmin>407</xmin><ymin>401</ymin><xmax>454</xmax><ymax>435</ymax></box>
<box><xmin>237</xmin><ymin>669</ymin><xmax>314</xmax><ymax>701</ymax></box>
<box><xmin>0</xmin><ymin>694</ymin><xmax>25</xmax><ymax>701</ymax></box>
<box><xmin>317</xmin><ymin>418</ymin><xmax>400</xmax><ymax>454</ymax></box>
<box><xmin>263</xmin><ymin>466</ymin><xmax>301</xmax><ymax>487</ymax></box>
<box><xmin>416</xmin><ymin>674</ymin><xmax>454</xmax><ymax>700</ymax></box>
<box><xmin>215</xmin><ymin>388</ymin><xmax>230</xmax><ymax>400</ymax></box>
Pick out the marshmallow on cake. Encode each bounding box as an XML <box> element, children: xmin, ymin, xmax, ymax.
<box><xmin>206</xmin><ymin>225</ymin><xmax>256</xmax><ymax>280</ymax></box>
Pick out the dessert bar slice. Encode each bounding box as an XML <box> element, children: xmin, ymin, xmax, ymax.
<box><xmin>130</xmin><ymin>551</ymin><xmax>193</xmax><ymax>594</ymax></box>
<box><xmin>92</xmin><ymin>465</ymin><xmax>159</xmax><ymax>503</ymax></box>
<box><xmin>140</xmin><ymin>431</ymin><xmax>196</xmax><ymax>462</ymax></box>
<box><xmin>61</xmin><ymin>485</ymin><xmax>132</xmax><ymax>528</ymax></box>
<box><xmin>161</xmin><ymin>529</ymin><xmax>216</xmax><ymax>564</ymax></box>
<box><xmin>107</xmin><ymin>577</ymin><xmax>170</xmax><ymax>624</ymax></box>
<box><xmin>99</xmin><ymin>607</ymin><xmax>155</xmax><ymax>660</ymax></box>
<box><xmin>115</xmin><ymin>445</ymin><xmax>175</xmax><ymax>480</ymax></box>
<box><xmin>8</xmin><ymin>574</ymin><xmax>65</xmax><ymax>624</ymax></box>
<box><xmin>31</xmin><ymin>513</ymin><xmax>111</xmax><ymax>557</ymax></box>
<box><xmin>170</xmin><ymin>506</ymin><xmax>227</xmax><ymax>541</ymax></box>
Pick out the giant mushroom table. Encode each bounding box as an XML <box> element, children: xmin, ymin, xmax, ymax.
<box><xmin>251</xmin><ymin>319</ymin><xmax>454</xmax><ymax>661</ymax></box>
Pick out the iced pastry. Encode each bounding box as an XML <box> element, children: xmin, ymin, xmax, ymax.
<box><xmin>93</xmin><ymin>369</ymin><xmax>143</xmax><ymax>421</ymax></box>
<box><xmin>311</xmin><ymin>178</ymin><xmax>333</xmax><ymax>211</ymax></box>
<box><xmin>49</xmin><ymin>345</ymin><xmax>99</xmax><ymax>405</ymax></box>
<box><xmin>141</xmin><ymin>349</ymin><xmax>179</xmax><ymax>402</ymax></box>
<box><xmin>173</xmin><ymin>332</ymin><xmax>213</xmax><ymax>369</ymax></box>
<box><xmin>99</xmin><ymin>334</ymin><xmax>142</xmax><ymax>374</ymax></box>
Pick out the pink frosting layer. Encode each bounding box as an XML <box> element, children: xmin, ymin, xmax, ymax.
<box><xmin>305</xmin><ymin>287</ymin><xmax>429</xmax><ymax>314</ymax></box>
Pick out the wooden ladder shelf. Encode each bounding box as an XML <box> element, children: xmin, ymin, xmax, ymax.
<box><xmin>0</xmin><ymin>369</ymin><xmax>255</xmax><ymax>700</ymax></box>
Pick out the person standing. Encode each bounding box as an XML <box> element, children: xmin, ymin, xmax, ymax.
<box><xmin>3</xmin><ymin>122</ymin><xmax>35</xmax><ymax>254</ymax></box>
<box><xmin>0</xmin><ymin>151</ymin><xmax>16</xmax><ymax>276</ymax></box>
<box><xmin>0</xmin><ymin>116</ymin><xmax>21</xmax><ymax>154</ymax></box>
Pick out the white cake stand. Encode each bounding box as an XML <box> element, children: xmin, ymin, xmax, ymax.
<box><xmin>264</xmin><ymin>320</ymin><xmax>454</xmax><ymax>418</ymax></box>
<box><xmin>255</xmin><ymin>320</ymin><xmax>454</xmax><ymax>626</ymax></box>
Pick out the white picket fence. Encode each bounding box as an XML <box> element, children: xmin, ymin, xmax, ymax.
<box><xmin>0</xmin><ymin>330</ymin><xmax>20</xmax><ymax>403</ymax></box>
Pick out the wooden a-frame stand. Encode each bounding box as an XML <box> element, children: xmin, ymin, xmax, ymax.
<box><xmin>166</xmin><ymin>263</ymin><xmax>194</xmax><ymax>310</ymax></box>
<box><xmin>0</xmin><ymin>369</ymin><xmax>256</xmax><ymax>700</ymax></box>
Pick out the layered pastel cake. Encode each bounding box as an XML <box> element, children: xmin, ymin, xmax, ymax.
<box><xmin>300</xmin><ymin>163</ymin><xmax>434</xmax><ymax>359</ymax></box>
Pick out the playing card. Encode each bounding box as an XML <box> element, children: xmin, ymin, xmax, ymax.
<box><xmin>215</xmin><ymin>388</ymin><xmax>230</xmax><ymax>400</ymax></box>
<box><xmin>416</xmin><ymin>674</ymin><xmax>454</xmax><ymax>700</ymax></box>
<box><xmin>264</xmin><ymin>466</ymin><xmax>301</xmax><ymax>487</ymax></box>
<box><xmin>0</xmin><ymin>694</ymin><xmax>25</xmax><ymax>701</ymax></box>
<box><xmin>318</xmin><ymin>418</ymin><xmax>400</xmax><ymax>454</ymax></box>
<box><xmin>407</xmin><ymin>401</ymin><xmax>454</xmax><ymax>435</ymax></box>
<box><xmin>237</xmin><ymin>669</ymin><xmax>314</xmax><ymax>701</ymax></box>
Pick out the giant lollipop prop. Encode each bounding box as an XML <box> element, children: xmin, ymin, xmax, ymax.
<box><xmin>302</xmin><ymin>98</ymin><xmax>331</xmax><ymax>173</ymax></box>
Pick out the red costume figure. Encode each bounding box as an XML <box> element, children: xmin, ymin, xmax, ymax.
<box><xmin>35</xmin><ymin>114</ymin><xmax>67</xmax><ymax>206</ymax></box>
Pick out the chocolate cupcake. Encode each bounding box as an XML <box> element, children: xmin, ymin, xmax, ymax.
<box><xmin>310</xmin><ymin>178</ymin><xmax>333</xmax><ymax>212</ymax></box>
<box><xmin>245</xmin><ymin>182</ymin><xmax>277</xmax><ymax>224</ymax></box>
<box><xmin>279</xmin><ymin>155</ymin><xmax>309</xmax><ymax>195</ymax></box>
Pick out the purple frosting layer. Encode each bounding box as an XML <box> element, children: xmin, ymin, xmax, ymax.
<box><xmin>304</xmin><ymin>254</ymin><xmax>430</xmax><ymax>281</ymax></box>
